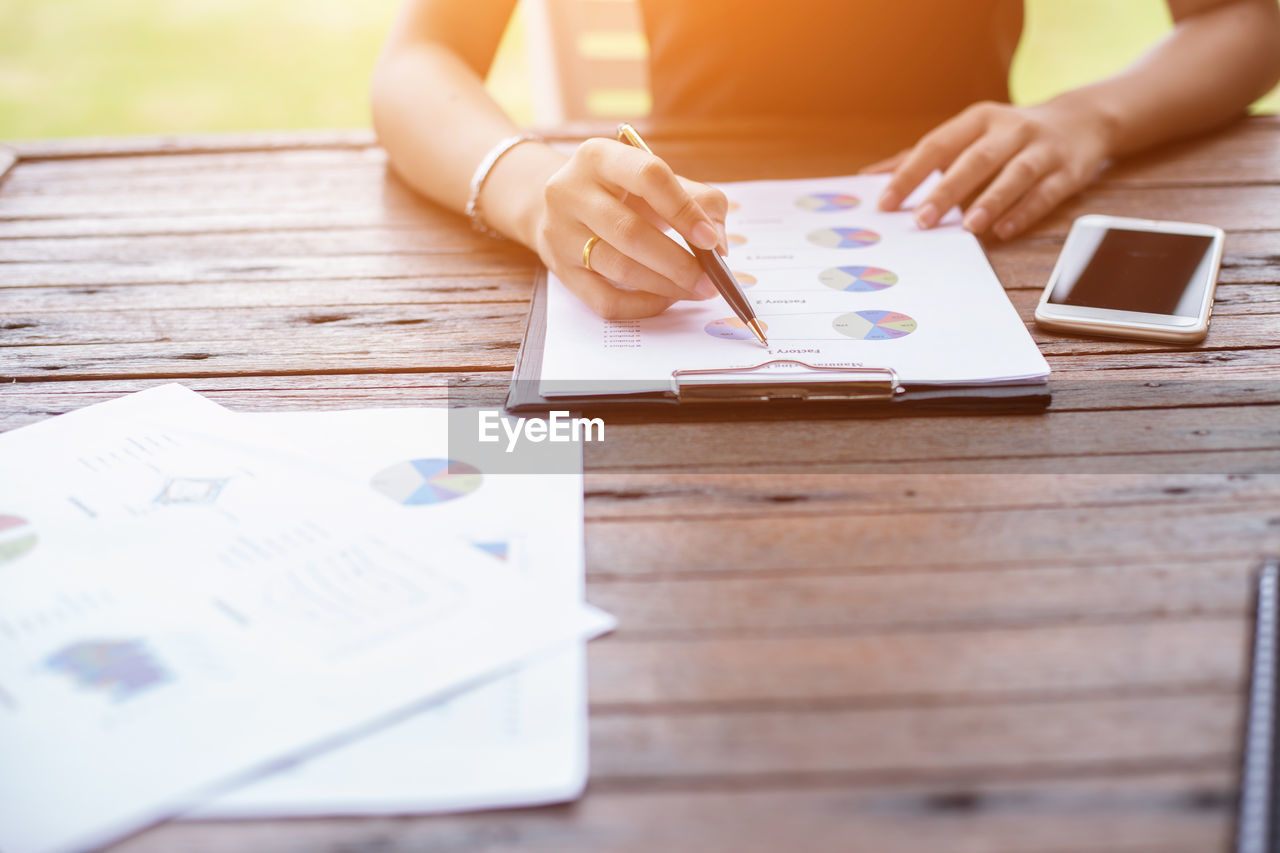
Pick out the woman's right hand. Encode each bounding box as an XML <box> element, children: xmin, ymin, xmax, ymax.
<box><xmin>530</xmin><ymin>137</ymin><xmax>729</xmax><ymax>320</ymax></box>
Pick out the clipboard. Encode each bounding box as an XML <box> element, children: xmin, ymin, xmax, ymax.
<box><xmin>505</xmin><ymin>270</ymin><xmax>1051</xmax><ymax>415</ymax></box>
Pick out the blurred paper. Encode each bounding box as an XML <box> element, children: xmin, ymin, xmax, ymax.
<box><xmin>0</xmin><ymin>386</ymin><xmax>606</xmax><ymax>853</ymax></box>
<box><xmin>199</xmin><ymin>407</ymin><xmax>596</xmax><ymax>816</ymax></box>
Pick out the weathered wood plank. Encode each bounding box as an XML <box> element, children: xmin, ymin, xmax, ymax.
<box><xmin>6</xmin><ymin>129</ymin><xmax>377</xmax><ymax>160</ymax></box>
<box><xmin>583</xmin><ymin>472</ymin><xmax>1280</xmax><ymax>520</ymax></box>
<box><xmin>110</xmin><ymin>771</ymin><xmax>1233</xmax><ymax>853</ymax></box>
<box><xmin>0</xmin><ymin>147</ymin><xmax>388</xmax><ymax>189</ymax></box>
<box><xmin>0</xmin><ymin>278</ymin><xmax>534</xmax><ymax>312</ymax></box>
<box><xmin>587</xmin><ymin>619</ymin><xmax>1247</xmax><ymax>707</ymax></box>
<box><xmin>588</xmin><ymin>694</ymin><xmax>1239</xmax><ymax>783</ymax></box>
<box><xmin>582</xmin><ymin>502</ymin><xmax>1280</xmax><ymax>576</ymax></box>
<box><xmin>587</xmin><ymin>558</ymin><xmax>1252</xmax><ymax>636</ymax></box>
<box><xmin>0</xmin><ymin>374</ymin><xmax>511</xmax><ymax>430</ymax></box>
<box><xmin>1047</xmin><ymin>346</ymin><xmax>1280</xmax><ymax>375</ymax></box>
<box><xmin>5</xmin><ymin>374</ymin><xmax>1280</xmax><ymax>440</ymax></box>
<box><xmin>0</xmin><ymin>252</ymin><xmax>535</xmax><ymax>288</ymax></box>
<box><xmin>0</xmin><ymin>303</ymin><xmax>527</xmax><ymax>378</ymax></box>
<box><xmin>575</xmin><ymin>406</ymin><xmax>1280</xmax><ymax>473</ymax></box>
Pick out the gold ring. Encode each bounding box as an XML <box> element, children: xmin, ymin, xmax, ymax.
<box><xmin>582</xmin><ymin>234</ymin><xmax>602</xmax><ymax>272</ymax></box>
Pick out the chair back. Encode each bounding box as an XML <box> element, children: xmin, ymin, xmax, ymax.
<box><xmin>524</xmin><ymin>0</ymin><xmax>649</xmax><ymax>123</ymax></box>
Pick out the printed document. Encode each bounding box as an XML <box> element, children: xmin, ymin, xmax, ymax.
<box><xmin>0</xmin><ymin>387</ymin><xmax>608</xmax><ymax>853</ymax></box>
<box><xmin>540</xmin><ymin>173</ymin><xmax>1049</xmax><ymax>395</ymax></box>
<box><xmin>200</xmin><ymin>407</ymin><xmax>591</xmax><ymax>816</ymax></box>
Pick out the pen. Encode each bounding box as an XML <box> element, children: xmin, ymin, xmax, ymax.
<box><xmin>616</xmin><ymin>123</ymin><xmax>768</xmax><ymax>346</ymax></box>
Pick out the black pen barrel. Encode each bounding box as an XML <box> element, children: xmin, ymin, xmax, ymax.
<box><xmin>697</xmin><ymin>247</ymin><xmax>753</xmax><ymax>321</ymax></box>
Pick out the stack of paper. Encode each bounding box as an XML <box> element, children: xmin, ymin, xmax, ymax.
<box><xmin>0</xmin><ymin>385</ymin><xmax>610</xmax><ymax>853</ymax></box>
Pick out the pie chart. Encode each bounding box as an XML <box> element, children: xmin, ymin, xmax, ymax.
<box><xmin>796</xmin><ymin>192</ymin><xmax>860</xmax><ymax>212</ymax></box>
<box><xmin>705</xmin><ymin>317</ymin><xmax>768</xmax><ymax>341</ymax></box>
<box><xmin>818</xmin><ymin>265</ymin><xmax>898</xmax><ymax>292</ymax></box>
<box><xmin>370</xmin><ymin>459</ymin><xmax>483</xmax><ymax>506</ymax></box>
<box><xmin>808</xmin><ymin>227</ymin><xmax>880</xmax><ymax>249</ymax></box>
<box><xmin>832</xmin><ymin>310</ymin><xmax>918</xmax><ymax>340</ymax></box>
<box><xmin>0</xmin><ymin>515</ymin><xmax>36</xmax><ymax>564</ymax></box>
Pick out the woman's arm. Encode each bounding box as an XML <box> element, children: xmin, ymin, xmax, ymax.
<box><xmin>371</xmin><ymin>0</ymin><xmax>727</xmax><ymax>319</ymax></box>
<box><xmin>872</xmin><ymin>0</ymin><xmax>1280</xmax><ymax>239</ymax></box>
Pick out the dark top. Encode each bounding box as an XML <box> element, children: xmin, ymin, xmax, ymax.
<box><xmin>640</xmin><ymin>0</ymin><xmax>1024</xmax><ymax>120</ymax></box>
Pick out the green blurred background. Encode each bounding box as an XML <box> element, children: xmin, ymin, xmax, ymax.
<box><xmin>1</xmin><ymin>0</ymin><xmax>1276</xmax><ymax>139</ymax></box>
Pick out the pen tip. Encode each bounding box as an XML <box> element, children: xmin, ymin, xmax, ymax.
<box><xmin>748</xmin><ymin>318</ymin><xmax>768</xmax><ymax>346</ymax></box>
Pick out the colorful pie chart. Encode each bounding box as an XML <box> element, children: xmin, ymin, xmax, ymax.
<box><xmin>705</xmin><ymin>317</ymin><xmax>769</xmax><ymax>341</ymax></box>
<box><xmin>474</xmin><ymin>540</ymin><xmax>510</xmax><ymax>561</ymax></box>
<box><xmin>832</xmin><ymin>310</ymin><xmax>918</xmax><ymax>340</ymax></box>
<box><xmin>0</xmin><ymin>515</ymin><xmax>36</xmax><ymax>564</ymax></box>
<box><xmin>796</xmin><ymin>192</ymin><xmax>860</xmax><ymax>212</ymax></box>
<box><xmin>808</xmin><ymin>227</ymin><xmax>881</xmax><ymax>249</ymax></box>
<box><xmin>371</xmin><ymin>459</ymin><xmax>483</xmax><ymax>506</ymax></box>
<box><xmin>818</xmin><ymin>265</ymin><xmax>899</xmax><ymax>292</ymax></box>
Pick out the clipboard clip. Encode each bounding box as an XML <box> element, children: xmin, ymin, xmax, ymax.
<box><xmin>671</xmin><ymin>359</ymin><xmax>903</xmax><ymax>403</ymax></box>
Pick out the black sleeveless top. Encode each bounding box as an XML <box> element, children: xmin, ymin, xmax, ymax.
<box><xmin>640</xmin><ymin>0</ymin><xmax>1024</xmax><ymax>120</ymax></box>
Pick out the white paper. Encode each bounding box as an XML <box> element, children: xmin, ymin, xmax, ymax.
<box><xmin>0</xmin><ymin>387</ymin><xmax>607</xmax><ymax>853</ymax></box>
<box><xmin>198</xmin><ymin>407</ymin><xmax>593</xmax><ymax>816</ymax></box>
<box><xmin>540</xmin><ymin>173</ymin><xmax>1049</xmax><ymax>395</ymax></box>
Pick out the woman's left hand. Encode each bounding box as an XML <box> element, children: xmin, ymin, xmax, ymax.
<box><xmin>865</xmin><ymin>97</ymin><xmax>1116</xmax><ymax>240</ymax></box>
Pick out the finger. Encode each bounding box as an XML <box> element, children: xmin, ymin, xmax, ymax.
<box><xmin>912</xmin><ymin>130</ymin><xmax>1027</xmax><ymax>229</ymax></box>
<box><xmin>615</xmin><ymin>172</ymin><xmax>728</xmax><ymax>256</ymax></box>
<box><xmin>990</xmin><ymin>171</ymin><xmax>1076</xmax><ymax>241</ymax></box>
<box><xmin>878</xmin><ymin>108</ymin><xmax>989</xmax><ymax>212</ymax></box>
<box><xmin>584</xmin><ymin>236</ymin><xmax>716</xmax><ymax>301</ymax></box>
<box><xmin>583</xmin><ymin>141</ymin><xmax>721</xmax><ymax>250</ymax></box>
<box><xmin>680</xmin><ymin>178</ymin><xmax>729</xmax><ymax>225</ymax></box>
<box><xmin>625</xmin><ymin>194</ymin><xmax>676</xmax><ymax>236</ymax></box>
<box><xmin>670</xmin><ymin>179</ymin><xmax>730</xmax><ymax>253</ymax></box>
<box><xmin>584</xmin><ymin>195</ymin><xmax>708</xmax><ymax>296</ymax></box>
<box><xmin>859</xmin><ymin>149</ymin><xmax>908</xmax><ymax>174</ymax></box>
<box><xmin>963</xmin><ymin>146</ymin><xmax>1057</xmax><ymax>235</ymax></box>
<box><xmin>558</xmin><ymin>266</ymin><xmax>676</xmax><ymax>320</ymax></box>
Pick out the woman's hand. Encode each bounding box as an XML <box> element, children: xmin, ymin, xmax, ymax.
<box><xmin>866</xmin><ymin>98</ymin><xmax>1116</xmax><ymax>240</ymax></box>
<box><xmin>530</xmin><ymin>137</ymin><xmax>728</xmax><ymax>320</ymax></box>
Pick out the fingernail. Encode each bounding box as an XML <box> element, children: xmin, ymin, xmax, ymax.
<box><xmin>717</xmin><ymin>223</ymin><xmax>728</xmax><ymax>255</ymax></box>
<box><xmin>693</xmin><ymin>274</ymin><xmax>718</xmax><ymax>299</ymax></box>
<box><xmin>692</xmin><ymin>221</ymin><xmax>719</xmax><ymax>251</ymax></box>
<box><xmin>996</xmin><ymin>220</ymin><xmax>1017</xmax><ymax>240</ymax></box>
<box><xmin>914</xmin><ymin>202</ymin><xmax>939</xmax><ymax>229</ymax></box>
<box><xmin>964</xmin><ymin>207</ymin><xmax>991</xmax><ymax>234</ymax></box>
<box><xmin>879</xmin><ymin>189</ymin><xmax>900</xmax><ymax>210</ymax></box>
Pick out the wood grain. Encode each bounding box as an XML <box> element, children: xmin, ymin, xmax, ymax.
<box><xmin>4</xmin><ymin>117</ymin><xmax>1276</xmax><ymax>853</ymax></box>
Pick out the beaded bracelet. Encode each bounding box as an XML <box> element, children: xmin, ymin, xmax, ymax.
<box><xmin>465</xmin><ymin>132</ymin><xmax>543</xmax><ymax>239</ymax></box>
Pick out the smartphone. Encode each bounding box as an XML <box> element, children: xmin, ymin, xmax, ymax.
<box><xmin>1033</xmin><ymin>214</ymin><xmax>1225</xmax><ymax>343</ymax></box>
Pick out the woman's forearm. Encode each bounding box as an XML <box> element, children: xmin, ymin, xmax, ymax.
<box><xmin>1056</xmin><ymin>0</ymin><xmax>1280</xmax><ymax>159</ymax></box>
<box><xmin>370</xmin><ymin>39</ymin><xmax>565</xmax><ymax>245</ymax></box>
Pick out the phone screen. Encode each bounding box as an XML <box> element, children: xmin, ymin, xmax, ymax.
<box><xmin>1047</xmin><ymin>227</ymin><xmax>1215</xmax><ymax>317</ymax></box>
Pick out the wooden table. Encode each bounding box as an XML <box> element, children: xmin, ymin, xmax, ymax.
<box><xmin>3</xmin><ymin>117</ymin><xmax>1280</xmax><ymax>852</ymax></box>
